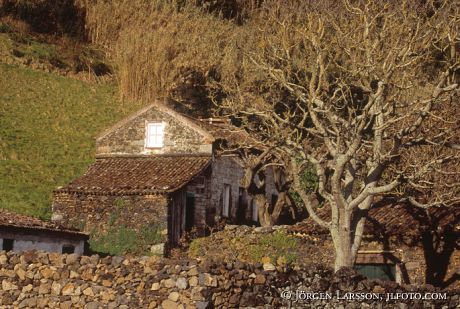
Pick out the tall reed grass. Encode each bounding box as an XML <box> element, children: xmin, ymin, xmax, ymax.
<box><xmin>76</xmin><ymin>0</ymin><xmax>252</xmax><ymax>109</ymax></box>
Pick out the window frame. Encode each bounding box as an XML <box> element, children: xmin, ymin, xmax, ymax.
<box><xmin>355</xmin><ymin>263</ymin><xmax>396</xmax><ymax>282</ymax></box>
<box><xmin>145</xmin><ymin>121</ymin><xmax>165</xmax><ymax>149</ymax></box>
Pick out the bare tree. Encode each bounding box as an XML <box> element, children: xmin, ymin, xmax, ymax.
<box><xmin>214</xmin><ymin>0</ymin><xmax>460</xmax><ymax>270</ymax></box>
<box><xmin>239</xmin><ymin>148</ymin><xmax>295</xmax><ymax>226</ymax></box>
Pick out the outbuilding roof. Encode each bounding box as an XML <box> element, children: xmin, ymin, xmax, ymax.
<box><xmin>54</xmin><ymin>154</ymin><xmax>212</xmax><ymax>195</ymax></box>
<box><xmin>289</xmin><ymin>202</ymin><xmax>459</xmax><ymax>239</ymax></box>
<box><xmin>0</xmin><ymin>208</ymin><xmax>88</xmax><ymax>238</ymax></box>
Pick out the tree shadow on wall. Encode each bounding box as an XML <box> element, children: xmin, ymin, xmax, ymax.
<box><xmin>363</xmin><ymin>199</ymin><xmax>459</xmax><ymax>289</ymax></box>
<box><xmin>411</xmin><ymin>206</ymin><xmax>460</xmax><ymax>289</ymax></box>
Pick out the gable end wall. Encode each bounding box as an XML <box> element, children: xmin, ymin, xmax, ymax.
<box><xmin>96</xmin><ymin>108</ymin><xmax>211</xmax><ymax>155</ymax></box>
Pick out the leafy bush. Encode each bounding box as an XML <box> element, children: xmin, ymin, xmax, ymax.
<box><xmin>89</xmin><ymin>225</ymin><xmax>139</xmax><ymax>256</ymax></box>
<box><xmin>141</xmin><ymin>224</ymin><xmax>164</xmax><ymax>245</ymax></box>
<box><xmin>89</xmin><ymin>205</ymin><xmax>165</xmax><ymax>256</ymax></box>
<box><xmin>89</xmin><ymin>222</ymin><xmax>165</xmax><ymax>256</ymax></box>
<box><xmin>289</xmin><ymin>163</ymin><xmax>318</xmax><ymax>210</ymax></box>
<box><xmin>188</xmin><ymin>238</ymin><xmax>206</xmax><ymax>257</ymax></box>
<box><xmin>248</xmin><ymin>230</ymin><xmax>298</xmax><ymax>264</ymax></box>
<box><xmin>0</xmin><ymin>23</ymin><xmax>11</xmax><ymax>33</ymax></box>
<box><xmin>189</xmin><ymin>229</ymin><xmax>299</xmax><ymax>265</ymax></box>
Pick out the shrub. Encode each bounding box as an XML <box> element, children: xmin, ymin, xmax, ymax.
<box><xmin>89</xmin><ymin>217</ymin><xmax>165</xmax><ymax>256</ymax></box>
<box><xmin>188</xmin><ymin>238</ymin><xmax>206</xmax><ymax>257</ymax></box>
<box><xmin>88</xmin><ymin>197</ymin><xmax>165</xmax><ymax>256</ymax></box>
<box><xmin>89</xmin><ymin>225</ymin><xmax>139</xmax><ymax>256</ymax></box>
<box><xmin>140</xmin><ymin>223</ymin><xmax>164</xmax><ymax>245</ymax></box>
<box><xmin>248</xmin><ymin>230</ymin><xmax>298</xmax><ymax>264</ymax></box>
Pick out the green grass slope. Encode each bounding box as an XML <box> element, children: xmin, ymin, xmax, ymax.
<box><xmin>0</xmin><ymin>63</ymin><xmax>143</xmax><ymax>219</ymax></box>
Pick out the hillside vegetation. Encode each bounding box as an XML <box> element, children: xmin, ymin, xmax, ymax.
<box><xmin>0</xmin><ymin>0</ymin><xmax>255</xmax><ymax>219</ymax></box>
<box><xmin>0</xmin><ymin>0</ymin><xmax>457</xmax><ymax>230</ymax></box>
<box><xmin>0</xmin><ymin>27</ymin><xmax>143</xmax><ymax>219</ymax></box>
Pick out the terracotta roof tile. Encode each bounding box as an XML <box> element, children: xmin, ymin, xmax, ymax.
<box><xmin>196</xmin><ymin>120</ymin><xmax>257</xmax><ymax>147</ymax></box>
<box><xmin>179</xmin><ymin>116</ymin><xmax>264</xmax><ymax>148</ymax></box>
<box><xmin>0</xmin><ymin>208</ymin><xmax>88</xmax><ymax>237</ymax></box>
<box><xmin>55</xmin><ymin>155</ymin><xmax>212</xmax><ymax>195</ymax></box>
<box><xmin>289</xmin><ymin>203</ymin><xmax>460</xmax><ymax>238</ymax></box>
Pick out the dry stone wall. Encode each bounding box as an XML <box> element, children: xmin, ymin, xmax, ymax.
<box><xmin>0</xmin><ymin>250</ymin><xmax>458</xmax><ymax>309</ymax></box>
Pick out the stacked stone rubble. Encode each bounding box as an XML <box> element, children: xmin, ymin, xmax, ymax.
<box><xmin>0</xmin><ymin>250</ymin><xmax>458</xmax><ymax>309</ymax></box>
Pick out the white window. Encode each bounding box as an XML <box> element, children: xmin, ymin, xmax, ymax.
<box><xmin>223</xmin><ymin>184</ymin><xmax>231</xmax><ymax>217</ymax></box>
<box><xmin>146</xmin><ymin>122</ymin><xmax>165</xmax><ymax>148</ymax></box>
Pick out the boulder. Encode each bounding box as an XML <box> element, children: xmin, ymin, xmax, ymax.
<box><xmin>150</xmin><ymin>243</ymin><xmax>165</xmax><ymax>256</ymax></box>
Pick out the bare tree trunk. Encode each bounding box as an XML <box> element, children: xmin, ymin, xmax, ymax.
<box><xmin>255</xmin><ymin>194</ymin><xmax>273</xmax><ymax>227</ymax></box>
<box><xmin>255</xmin><ymin>189</ymin><xmax>290</xmax><ymax>227</ymax></box>
<box><xmin>270</xmin><ymin>191</ymin><xmax>286</xmax><ymax>223</ymax></box>
<box><xmin>332</xmin><ymin>208</ymin><xmax>355</xmax><ymax>271</ymax></box>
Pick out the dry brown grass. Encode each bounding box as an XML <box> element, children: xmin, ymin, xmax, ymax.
<box><xmin>76</xmin><ymin>0</ymin><xmax>252</xmax><ymax>110</ymax></box>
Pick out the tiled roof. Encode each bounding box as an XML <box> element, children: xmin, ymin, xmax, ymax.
<box><xmin>193</xmin><ymin>119</ymin><xmax>262</xmax><ymax>148</ymax></box>
<box><xmin>55</xmin><ymin>155</ymin><xmax>212</xmax><ymax>195</ymax></box>
<box><xmin>0</xmin><ymin>208</ymin><xmax>88</xmax><ymax>237</ymax></box>
<box><xmin>289</xmin><ymin>203</ymin><xmax>460</xmax><ymax>238</ymax></box>
<box><xmin>173</xmin><ymin>113</ymin><xmax>260</xmax><ymax>148</ymax></box>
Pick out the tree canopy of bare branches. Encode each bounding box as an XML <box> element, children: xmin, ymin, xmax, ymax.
<box><xmin>214</xmin><ymin>0</ymin><xmax>460</xmax><ymax>270</ymax></box>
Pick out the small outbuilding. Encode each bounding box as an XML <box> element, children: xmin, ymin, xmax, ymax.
<box><xmin>0</xmin><ymin>208</ymin><xmax>88</xmax><ymax>255</ymax></box>
<box><xmin>289</xmin><ymin>202</ymin><xmax>460</xmax><ymax>289</ymax></box>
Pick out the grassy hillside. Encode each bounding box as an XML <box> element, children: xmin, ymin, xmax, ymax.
<box><xmin>0</xmin><ymin>61</ymin><xmax>143</xmax><ymax>220</ymax></box>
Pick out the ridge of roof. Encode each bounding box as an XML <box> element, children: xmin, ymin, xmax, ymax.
<box><xmin>95</xmin><ymin>98</ymin><xmax>214</xmax><ymax>142</ymax></box>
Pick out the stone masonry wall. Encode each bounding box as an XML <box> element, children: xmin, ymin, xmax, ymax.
<box><xmin>0</xmin><ymin>250</ymin><xmax>458</xmax><ymax>309</ymax></box>
<box><xmin>52</xmin><ymin>193</ymin><xmax>168</xmax><ymax>236</ymax></box>
<box><xmin>96</xmin><ymin>107</ymin><xmax>210</xmax><ymax>155</ymax></box>
<box><xmin>359</xmin><ymin>239</ymin><xmax>460</xmax><ymax>290</ymax></box>
<box><xmin>210</xmin><ymin>155</ymin><xmax>245</xmax><ymax>221</ymax></box>
<box><xmin>184</xmin><ymin>167</ymin><xmax>212</xmax><ymax>230</ymax></box>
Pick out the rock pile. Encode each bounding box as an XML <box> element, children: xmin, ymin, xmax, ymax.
<box><xmin>190</xmin><ymin>224</ymin><xmax>335</xmax><ymax>267</ymax></box>
<box><xmin>0</xmin><ymin>250</ymin><xmax>458</xmax><ymax>308</ymax></box>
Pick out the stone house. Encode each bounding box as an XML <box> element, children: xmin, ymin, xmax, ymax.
<box><xmin>0</xmin><ymin>208</ymin><xmax>88</xmax><ymax>255</ymax></box>
<box><xmin>289</xmin><ymin>202</ymin><xmax>460</xmax><ymax>289</ymax></box>
<box><xmin>52</xmin><ymin>99</ymin><xmax>278</xmax><ymax>248</ymax></box>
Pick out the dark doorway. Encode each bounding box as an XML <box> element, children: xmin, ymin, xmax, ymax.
<box><xmin>185</xmin><ymin>193</ymin><xmax>195</xmax><ymax>232</ymax></box>
<box><xmin>2</xmin><ymin>239</ymin><xmax>14</xmax><ymax>252</ymax></box>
